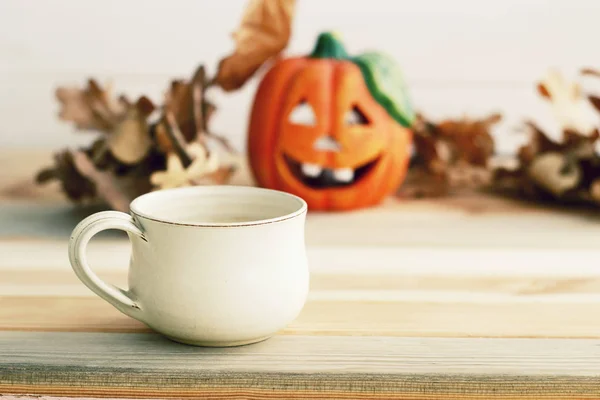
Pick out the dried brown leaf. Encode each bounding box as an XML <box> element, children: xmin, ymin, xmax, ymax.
<box><xmin>155</xmin><ymin>81</ymin><xmax>193</xmax><ymax>152</ymax></box>
<box><xmin>35</xmin><ymin>168</ymin><xmax>56</xmax><ymax>184</ymax></box>
<box><xmin>164</xmin><ymin>80</ymin><xmax>195</xmax><ymax>140</ymax></box>
<box><xmin>411</xmin><ymin>119</ymin><xmax>440</xmax><ymax>168</ymax></box>
<box><xmin>434</xmin><ymin>114</ymin><xmax>499</xmax><ymax>166</ymax></box>
<box><xmin>136</xmin><ymin>95</ymin><xmax>156</xmax><ymax>116</ymax></box>
<box><xmin>491</xmin><ymin>111</ymin><xmax>600</xmax><ymax>206</ymax></box>
<box><xmin>162</xmin><ymin>111</ymin><xmax>193</xmax><ymax>167</ymax></box>
<box><xmin>447</xmin><ymin>163</ymin><xmax>492</xmax><ymax>188</ymax></box>
<box><xmin>526</xmin><ymin>152</ymin><xmax>581</xmax><ymax>197</ymax></box>
<box><xmin>35</xmin><ymin>150</ymin><xmax>97</xmax><ymax>202</ymax></box>
<box><xmin>215</xmin><ymin>0</ymin><xmax>296</xmax><ymax>91</ymax></box>
<box><xmin>588</xmin><ymin>96</ymin><xmax>600</xmax><ymax>113</ymax></box>
<box><xmin>518</xmin><ymin>121</ymin><xmax>562</xmax><ymax>165</ymax></box>
<box><xmin>191</xmin><ymin>65</ymin><xmax>207</xmax><ymax>139</ymax></box>
<box><xmin>55</xmin><ymin>79</ymin><xmax>126</xmax><ymax>132</ymax></box>
<box><xmin>106</xmin><ymin>96</ymin><xmax>155</xmax><ymax>165</ymax></box>
<box><xmin>581</xmin><ymin>68</ymin><xmax>600</xmax><ymax>77</ymax></box>
<box><xmin>155</xmin><ymin>123</ymin><xmax>176</xmax><ymax>155</ymax></box>
<box><xmin>71</xmin><ymin>151</ymin><xmax>132</xmax><ymax>212</ymax></box>
<box><xmin>563</xmin><ymin>128</ymin><xmax>599</xmax><ymax>159</ymax></box>
<box><xmin>537</xmin><ymin>83</ymin><xmax>551</xmax><ymax>99</ymax></box>
<box><xmin>590</xmin><ymin>179</ymin><xmax>600</xmax><ymax>202</ymax></box>
<box><xmin>399</xmin><ymin>167</ymin><xmax>449</xmax><ymax>198</ymax></box>
<box><xmin>155</xmin><ymin>66</ymin><xmax>211</xmax><ymax>152</ymax></box>
<box><xmin>492</xmin><ymin>167</ymin><xmax>524</xmax><ymax>189</ymax></box>
<box><xmin>403</xmin><ymin>113</ymin><xmax>501</xmax><ymax>198</ymax></box>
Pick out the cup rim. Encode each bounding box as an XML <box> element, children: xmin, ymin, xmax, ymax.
<box><xmin>129</xmin><ymin>185</ymin><xmax>308</xmax><ymax>227</ymax></box>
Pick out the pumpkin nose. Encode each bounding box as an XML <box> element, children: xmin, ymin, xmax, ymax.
<box><xmin>313</xmin><ymin>135</ymin><xmax>341</xmax><ymax>152</ymax></box>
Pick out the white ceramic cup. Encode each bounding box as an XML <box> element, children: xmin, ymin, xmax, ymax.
<box><xmin>68</xmin><ymin>186</ymin><xmax>309</xmax><ymax>347</ymax></box>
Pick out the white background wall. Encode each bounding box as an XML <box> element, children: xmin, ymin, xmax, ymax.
<box><xmin>2</xmin><ymin>0</ymin><xmax>600</xmax><ymax>155</ymax></box>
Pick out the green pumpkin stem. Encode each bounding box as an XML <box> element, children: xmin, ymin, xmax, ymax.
<box><xmin>309</xmin><ymin>32</ymin><xmax>349</xmax><ymax>60</ymax></box>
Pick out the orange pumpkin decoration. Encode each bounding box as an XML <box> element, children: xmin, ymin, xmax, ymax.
<box><xmin>248</xmin><ymin>32</ymin><xmax>415</xmax><ymax>211</ymax></box>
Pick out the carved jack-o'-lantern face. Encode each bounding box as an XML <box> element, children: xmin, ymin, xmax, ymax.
<box><xmin>248</xmin><ymin>33</ymin><xmax>414</xmax><ymax>211</ymax></box>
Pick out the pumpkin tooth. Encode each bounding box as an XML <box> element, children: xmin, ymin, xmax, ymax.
<box><xmin>332</xmin><ymin>168</ymin><xmax>354</xmax><ymax>183</ymax></box>
<box><xmin>301</xmin><ymin>163</ymin><xmax>323</xmax><ymax>178</ymax></box>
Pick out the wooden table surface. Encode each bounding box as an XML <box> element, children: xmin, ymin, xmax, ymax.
<box><xmin>2</xmin><ymin>151</ymin><xmax>600</xmax><ymax>399</ymax></box>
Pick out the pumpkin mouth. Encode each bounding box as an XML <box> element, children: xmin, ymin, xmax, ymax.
<box><xmin>283</xmin><ymin>154</ymin><xmax>380</xmax><ymax>189</ymax></box>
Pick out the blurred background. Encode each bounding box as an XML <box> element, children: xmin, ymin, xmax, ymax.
<box><xmin>2</xmin><ymin>0</ymin><xmax>600</xmax><ymax>155</ymax></box>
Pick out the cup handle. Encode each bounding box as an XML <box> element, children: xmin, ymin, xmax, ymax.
<box><xmin>68</xmin><ymin>211</ymin><xmax>146</xmax><ymax>321</ymax></box>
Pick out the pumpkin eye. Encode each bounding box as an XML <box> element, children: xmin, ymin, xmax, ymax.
<box><xmin>288</xmin><ymin>101</ymin><xmax>316</xmax><ymax>126</ymax></box>
<box><xmin>344</xmin><ymin>106</ymin><xmax>370</xmax><ymax>126</ymax></box>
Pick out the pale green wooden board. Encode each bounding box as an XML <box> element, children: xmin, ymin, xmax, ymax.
<box><xmin>2</xmin><ymin>202</ymin><xmax>600</xmax><ymax>250</ymax></box>
<box><xmin>1</xmin><ymin>332</ymin><xmax>600</xmax><ymax>398</ymax></box>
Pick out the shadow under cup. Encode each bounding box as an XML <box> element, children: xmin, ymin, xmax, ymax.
<box><xmin>130</xmin><ymin>185</ymin><xmax>307</xmax><ymax>226</ymax></box>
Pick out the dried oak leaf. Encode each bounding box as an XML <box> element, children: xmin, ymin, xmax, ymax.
<box><xmin>492</xmin><ymin>166</ymin><xmax>524</xmax><ymax>190</ymax></box>
<box><xmin>35</xmin><ymin>150</ymin><xmax>96</xmax><ymax>202</ymax></box>
<box><xmin>107</xmin><ymin>96</ymin><xmax>155</xmax><ymax>165</ymax></box>
<box><xmin>590</xmin><ymin>179</ymin><xmax>600</xmax><ymax>202</ymax></box>
<box><xmin>447</xmin><ymin>162</ymin><xmax>492</xmax><ymax>189</ymax></box>
<box><xmin>573</xmin><ymin>159</ymin><xmax>600</xmax><ymax>197</ymax></box>
<box><xmin>401</xmin><ymin>113</ymin><xmax>500</xmax><ymax>198</ymax></box>
<box><xmin>579</xmin><ymin>68</ymin><xmax>600</xmax><ymax>121</ymax></box>
<box><xmin>411</xmin><ymin>113</ymin><xmax>500</xmax><ymax>170</ymax></box>
<box><xmin>399</xmin><ymin>168</ymin><xmax>449</xmax><ymax>198</ymax></box>
<box><xmin>589</xmin><ymin>96</ymin><xmax>600</xmax><ymax>113</ymax></box>
<box><xmin>492</xmin><ymin>113</ymin><xmax>600</xmax><ymax>204</ymax></box>
<box><xmin>538</xmin><ymin>69</ymin><xmax>595</xmax><ymax>134</ymax></box>
<box><xmin>581</xmin><ymin>68</ymin><xmax>600</xmax><ymax>77</ymax></box>
<box><xmin>435</xmin><ymin>113</ymin><xmax>500</xmax><ymax>166</ymax></box>
<box><xmin>517</xmin><ymin>121</ymin><xmax>562</xmax><ymax>165</ymax></box>
<box><xmin>150</xmin><ymin>143</ymin><xmax>219</xmax><ymax>190</ymax></box>
<box><xmin>71</xmin><ymin>151</ymin><xmax>132</xmax><ymax>212</ymax></box>
<box><xmin>537</xmin><ymin>83</ymin><xmax>551</xmax><ymax>99</ymax></box>
<box><xmin>215</xmin><ymin>0</ymin><xmax>296</xmax><ymax>91</ymax></box>
<box><xmin>56</xmin><ymin>79</ymin><xmax>127</xmax><ymax>132</ymax></box>
<box><xmin>410</xmin><ymin>116</ymin><xmax>443</xmax><ymax>171</ymax></box>
<box><xmin>155</xmin><ymin>66</ymin><xmax>215</xmax><ymax>152</ymax></box>
<box><xmin>155</xmin><ymin>80</ymin><xmax>195</xmax><ymax>148</ymax></box>
<box><xmin>526</xmin><ymin>152</ymin><xmax>581</xmax><ymax>197</ymax></box>
<box><xmin>563</xmin><ymin>128</ymin><xmax>599</xmax><ymax>159</ymax></box>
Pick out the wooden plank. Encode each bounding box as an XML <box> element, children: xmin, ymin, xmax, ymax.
<box><xmin>3</xmin><ymin>296</ymin><xmax>600</xmax><ymax>338</ymax></box>
<box><xmin>4</xmin><ymin>239</ymin><xmax>600</xmax><ymax>276</ymax></box>
<box><xmin>1</xmin><ymin>332</ymin><xmax>599</xmax><ymax>399</ymax></box>
<box><xmin>2</xmin><ymin>199</ymin><xmax>600</xmax><ymax>248</ymax></box>
<box><xmin>2</xmin><ymin>240</ymin><xmax>600</xmax><ymax>338</ymax></box>
<box><xmin>3</xmin><ymin>385</ymin><xmax>597</xmax><ymax>400</ymax></box>
<box><xmin>1</xmin><ymin>397</ymin><xmax>105</xmax><ymax>400</ymax></box>
<box><xmin>4</xmin><ymin>268</ymin><xmax>600</xmax><ymax>296</ymax></box>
